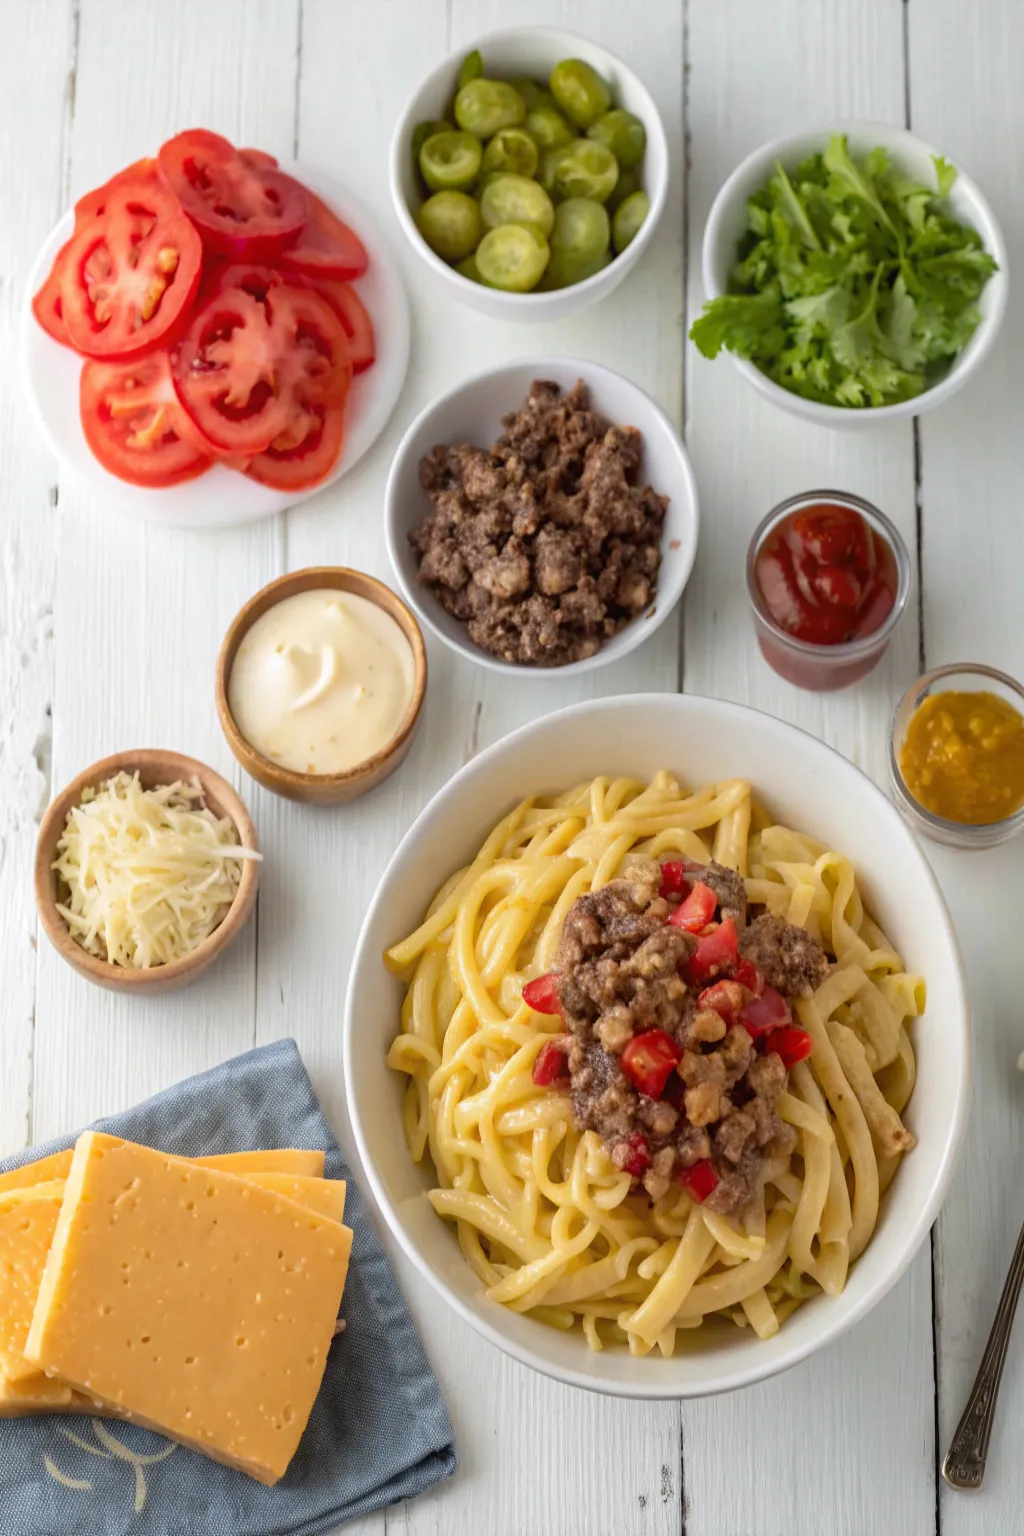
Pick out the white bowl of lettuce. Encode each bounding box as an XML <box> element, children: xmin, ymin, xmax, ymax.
<box><xmin>694</xmin><ymin>123</ymin><xmax>1008</xmax><ymax>424</ymax></box>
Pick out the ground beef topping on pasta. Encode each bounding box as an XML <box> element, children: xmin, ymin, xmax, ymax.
<box><xmin>547</xmin><ymin>858</ymin><xmax>830</xmax><ymax>1214</ymax></box>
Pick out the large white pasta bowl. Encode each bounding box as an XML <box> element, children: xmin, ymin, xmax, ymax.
<box><xmin>343</xmin><ymin>693</ymin><xmax>970</xmax><ymax>1398</ymax></box>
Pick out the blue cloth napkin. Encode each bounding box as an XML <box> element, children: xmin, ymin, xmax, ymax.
<box><xmin>0</xmin><ymin>1039</ymin><xmax>457</xmax><ymax>1536</ymax></box>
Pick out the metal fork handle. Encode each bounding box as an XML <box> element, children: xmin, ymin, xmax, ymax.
<box><xmin>942</xmin><ymin>1213</ymin><xmax>1024</xmax><ymax>1490</ymax></box>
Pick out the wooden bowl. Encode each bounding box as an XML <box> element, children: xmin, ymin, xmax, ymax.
<box><xmin>215</xmin><ymin>567</ymin><xmax>428</xmax><ymax>805</ymax></box>
<box><xmin>35</xmin><ymin>750</ymin><xmax>261</xmax><ymax>995</ymax></box>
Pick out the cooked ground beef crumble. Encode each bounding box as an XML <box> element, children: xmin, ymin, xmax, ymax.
<box><xmin>409</xmin><ymin>379</ymin><xmax>669</xmax><ymax>667</ymax></box>
<box><xmin>552</xmin><ymin>859</ymin><xmax>829</xmax><ymax>1214</ymax></box>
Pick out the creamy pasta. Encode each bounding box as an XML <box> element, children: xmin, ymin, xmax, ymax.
<box><xmin>385</xmin><ymin>771</ymin><xmax>924</xmax><ymax>1356</ymax></box>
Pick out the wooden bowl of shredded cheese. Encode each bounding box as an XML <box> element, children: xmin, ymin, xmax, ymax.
<box><xmin>34</xmin><ymin>750</ymin><xmax>261</xmax><ymax>992</ymax></box>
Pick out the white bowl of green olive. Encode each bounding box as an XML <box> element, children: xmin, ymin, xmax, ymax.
<box><xmin>390</xmin><ymin>27</ymin><xmax>668</xmax><ymax>320</ymax></box>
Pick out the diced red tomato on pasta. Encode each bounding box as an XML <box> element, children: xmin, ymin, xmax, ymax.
<box><xmin>679</xmin><ymin>1159</ymin><xmax>719</xmax><ymax>1202</ymax></box>
<box><xmin>681</xmin><ymin>918</ymin><xmax>739</xmax><ymax>987</ymax></box>
<box><xmin>620</xmin><ymin>1029</ymin><xmax>681</xmax><ymax>1099</ymax></box>
<box><xmin>658</xmin><ymin>860</ymin><xmax>690</xmax><ymax>898</ymax></box>
<box><xmin>697</xmin><ymin>979</ymin><xmax>746</xmax><ymax>1025</ymax></box>
<box><xmin>532</xmin><ymin>1037</ymin><xmax>572</xmax><ymax>1087</ymax></box>
<box><xmin>666</xmin><ymin>880</ymin><xmax>718</xmax><ymax>933</ymax></box>
<box><xmin>767</xmin><ymin>1026</ymin><xmax>814</xmax><ymax>1068</ymax></box>
<box><xmin>733</xmin><ymin>959</ymin><xmax>764</xmax><ymax>997</ymax></box>
<box><xmin>737</xmin><ymin>985</ymin><xmax>792</xmax><ymax>1041</ymax></box>
<box><xmin>617</xmin><ymin>1133</ymin><xmax>652</xmax><ymax>1178</ymax></box>
<box><xmin>523</xmin><ymin>973</ymin><xmax>563</xmax><ymax>1016</ymax></box>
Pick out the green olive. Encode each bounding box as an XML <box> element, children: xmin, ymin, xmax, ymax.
<box><xmin>480</xmin><ymin>173</ymin><xmax>555</xmax><ymax>238</ymax></box>
<box><xmin>524</xmin><ymin>105</ymin><xmax>576</xmax><ymax>153</ymax></box>
<box><xmin>416</xmin><ymin>190</ymin><xmax>483</xmax><ymax>262</ymax></box>
<box><xmin>457</xmin><ymin>49</ymin><xmax>484</xmax><ymax>89</ymax></box>
<box><xmin>549</xmin><ymin>58</ymin><xmax>611</xmax><ymax>128</ymax></box>
<box><xmin>481</xmin><ymin>127</ymin><xmax>539</xmax><ymax>178</ymax></box>
<box><xmin>606</xmin><ymin>165</ymin><xmax>642</xmax><ymax>212</ymax></box>
<box><xmin>550</xmin><ymin>196</ymin><xmax>610</xmax><ymax>265</ymax></box>
<box><xmin>419</xmin><ymin>130</ymin><xmax>482</xmax><ymax>191</ymax></box>
<box><xmin>540</xmin><ymin>247</ymin><xmax>611</xmax><ymax>290</ymax></box>
<box><xmin>455</xmin><ymin>252</ymin><xmax>488</xmax><ymax>284</ymax></box>
<box><xmin>411</xmin><ymin>118</ymin><xmax>452</xmax><ymax>165</ymax></box>
<box><xmin>612</xmin><ymin>189</ymin><xmax>650</xmax><ymax>252</ymax></box>
<box><xmin>545</xmin><ymin>139</ymin><xmax>619</xmax><ymax>203</ymax></box>
<box><xmin>454</xmin><ymin>78</ymin><xmax>525</xmax><ymax>139</ymax></box>
<box><xmin>586</xmin><ymin>108</ymin><xmax>646</xmax><ymax>170</ymax></box>
<box><xmin>475</xmin><ymin>222</ymin><xmax>550</xmax><ymax>291</ymax></box>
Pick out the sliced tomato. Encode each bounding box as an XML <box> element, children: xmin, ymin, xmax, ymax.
<box><xmin>679</xmin><ymin>1159</ymin><xmax>719</xmax><ymax>1203</ymax></box>
<box><xmin>767</xmin><ymin>1027</ymin><xmax>813</xmax><ymax>1068</ymax></box>
<box><xmin>171</xmin><ymin>281</ymin><xmax>351</xmax><ymax>457</ymax></box>
<box><xmin>682</xmin><ymin>918</ymin><xmax>739</xmax><ymax>988</ymax></box>
<box><xmin>666</xmin><ymin>880</ymin><xmax>718</xmax><ymax>934</ymax></box>
<box><xmin>733</xmin><ymin>959</ymin><xmax>764</xmax><ymax>997</ymax></box>
<box><xmin>59</xmin><ymin>176</ymin><xmax>202</xmax><ymax>359</ymax></box>
<box><xmin>238</xmin><ymin>147</ymin><xmax>279</xmax><ymax>171</ymax></box>
<box><xmin>276</xmin><ymin>181</ymin><xmax>368</xmax><ymax>280</ymax></box>
<box><xmin>522</xmin><ymin>973</ymin><xmax>563</xmax><ymax>1015</ymax></box>
<box><xmin>658</xmin><ymin>860</ymin><xmax>690</xmax><ymax>898</ymax></box>
<box><xmin>80</xmin><ymin>352</ymin><xmax>211</xmax><ymax>488</ymax></box>
<box><xmin>738</xmin><ymin>985</ymin><xmax>792</xmax><ymax>1042</ymax></box>
<box><xmin>532</xmin><ymin>1037</ymin><xmax>571</xmax><ymax>1087</ymax></box>
<box><xmin>206</xmin><ymin>261</ymin><xmax>375</xmax><ymax>373</ymax></box>
<box><xmin>697</xmin><ymin>979</ymin><xmax>746</xmax><ymax>1024</ymax></box>
<box><xmin>157</xmin><ymin>129</ymin><xmax>307</xmax><ymax>257</ymax></box>
<box><xmin>244</xmin><ymin>402</ymin><xmax>345</xmax><ymax>491</ymax></box>
<box><xmin>616</xmin><ymin>1133</ymin><xmax>652</xmax><ymax>1178</ymax></box>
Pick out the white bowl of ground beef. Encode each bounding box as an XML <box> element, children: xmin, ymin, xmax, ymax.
<box><xmin>344</xmin><ymin>693</ymin><xmax>970</xmax><ymax>1399</ymax></box>
<box><xmin>384</xmin><ymin>359</ymin><xmax>699</xmax><ymax>675</ymax></box>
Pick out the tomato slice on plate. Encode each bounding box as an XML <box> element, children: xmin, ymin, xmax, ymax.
<box><xmin>275</xmin><ymin>180</ymin><xmax>368</xmax><ymax>280</ymax></box>
<box><xmin>59</xmin><ymin>176</ymin><xmax>202</xmax><ymax>359</ymax></box>
<box><xmin>243</xmin><ymin>402</ymin><xmax>345</xmax><ymax>491</ymax></box>
<box><xmin>171</xmin><ymin>280</ymin><xmax>351</xmax><ymax>456</ymax></box>
<box><xmin>205</xmin><ymin>261</ymin><xmax>375</xmax><ymax>373</ymax></box>
<box><xmin>158</xmin><ymin>129</ymin><xmax>307</xmax><ymax>257</ymax></box>
<box><xmin>238</xmin><ymin>147</ymin><xmax>279</xmax><ymax>171</ymax></box>
<box><xmin>80</xmin><ymin>351</ymin><xmax>211</xmax><ymax>488</ymax></box>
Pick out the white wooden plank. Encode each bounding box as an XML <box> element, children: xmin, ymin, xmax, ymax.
<box><xmin>908</xmin><ymin>4</ymin><xmax>1024</xmax><ymax>1531</ymax></box>
<box><xmin>266</xmin><ymin>1</ymin><xmax>686</xmax><ymax>1532</ymax></box>
<box><xmin>30</xmin><ymin>0</ymin><xmax>297</xmax><ymax>1139</ymax></box>
<box><xmin>0</xmin><ymin>0</ymin><xmax>73</xmax><ymax>1154</ymax></box>
<box><xmin>682</xmin><ymin>4</ymin><xmax>937</xmax><ymax>1534</ymax></box>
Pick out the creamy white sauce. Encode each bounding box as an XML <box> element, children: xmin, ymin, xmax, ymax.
<box><xmin>228</xmin><ymin>589</ymin><xmax>415</xmax><ymax>775</ymax></box>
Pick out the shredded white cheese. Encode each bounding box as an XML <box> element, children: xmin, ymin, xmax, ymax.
<box><xmin>53</xmin><ymin>771</ymin><xmax>261</xmax><ymax>969</ymax></box>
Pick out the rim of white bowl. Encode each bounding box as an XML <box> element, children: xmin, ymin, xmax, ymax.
<box><xmin>343</xmin><ymin>691</ymin><xmax>972</xmax><ymax>1399</ymax></box>
<box><xmin>383</xmin><ymin>356</ymin><xmax>700</xmax><ymax>677</ymax></box>
<box><xmin>389</xmin><ymin>25</ymin><xmax>670</xmax><ymax>310</ymax></box>
<box><xmin>700</xmin><ymin>120</ymin><xmax>1009</xmax><ymax>426</ymax></box>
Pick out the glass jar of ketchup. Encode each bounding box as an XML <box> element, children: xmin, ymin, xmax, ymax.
<box><xmin>745</xmin><ymin>491</ymin><xmax>911</xmax><ymax>691</ymax></box>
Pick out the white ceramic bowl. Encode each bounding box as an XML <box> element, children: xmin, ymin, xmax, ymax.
<box><xmin>701</xmin><ymin>121</ymin><xmax>1008</xmax><ymax>427</ymax></box>
<box><xmin>384</xmin><ymin>359</ymin><xmax>699</xmax><ymax>677</ymax></box>
<box><xmin>390</xmin><ymin>27</ymin><xmax>669</xmax><ymax>321</ymax></box>
<box><xmin>21</xmin><ymin>165</ymin><xmax>410</xmax><ymax>529</ymax></box>
<box><xmin>344</xmin><ymin>693</ymin><xmax>971</xmax><ymax>1399</ymax></box>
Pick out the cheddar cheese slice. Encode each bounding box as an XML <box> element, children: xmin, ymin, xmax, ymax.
<box><xmin>26</xmin><ymin>1133</ymin><xmax>352</xmax><ymax>1483</ymax></box>
<box><xmin>0</xmin><ymin>1182</ymin><xmax>67</xmax><ymax>1381</ymax></box>
<box><xmin>244</xmin><ymin>1174</ymin><xmax>346</xmax><ymax>1224</ymax></box>
<box><xmin>0</xmin><ymin>1146</ymin><xmax>323</xmax><ymax>1199</ymax></box>
<box><xmin>0</xmin><ymin>1151</ymin><xmax>73</xmax><ymax>1194</ymax></box>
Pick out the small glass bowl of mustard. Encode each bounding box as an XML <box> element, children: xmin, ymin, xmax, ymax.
<box><xmin>888</xmin><ymin>663</ymin><xmax>1024</xmax><ymax>849</ymax></box>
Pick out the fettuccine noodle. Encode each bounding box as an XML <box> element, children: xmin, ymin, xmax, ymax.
<box><xmin>385</xmin><ymin>771</ymin><xmax>924</xmax><ymax>1355</ymax></box>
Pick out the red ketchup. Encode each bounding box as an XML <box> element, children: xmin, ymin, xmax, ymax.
<box><xmin>750</xmin><ymin>499</ymin><xmax>903</xmax><ymax>691</ymax></box>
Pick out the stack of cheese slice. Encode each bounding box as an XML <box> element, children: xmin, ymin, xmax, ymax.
<box><xmin>0</xmin><ymin>1135</ymin><xmax>353</xmax><ymax>1485</ymax></box>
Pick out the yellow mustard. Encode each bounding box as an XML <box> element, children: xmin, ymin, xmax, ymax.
<box><xmin>899</xmin><ymin>689</ymin><xmax>1024</xmax><ymax>825</ymax></box>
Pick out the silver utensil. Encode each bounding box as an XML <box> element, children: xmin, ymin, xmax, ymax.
<box><xmin>942</xmin><ymin>1213</ymin><xmax>1024</xmax><ymax>1489</ymax></box>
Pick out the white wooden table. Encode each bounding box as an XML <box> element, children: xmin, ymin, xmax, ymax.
<box><xmin>2</xmin><ymin>2</ymin><xmax>1022</xmax><ymax>1532</ymax></box>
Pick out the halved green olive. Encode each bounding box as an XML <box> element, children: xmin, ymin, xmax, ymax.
<box><xmin>457</xmin><ymin>49</ymin><xmax>484</xmax><ymax>89</ymax></box>
<box><xmin>455</xmin><ymin>252</ymin><xmax>488</xmax><ymax>284</ymax></box>
<box><xmin>475</xmin><ymin>222</ymin><xmax>550</xmax><ymax>291</ymax></box>
<box><xmin>606</xmin><ymin>165</ymin><xmax>642</xmax><ymax>212</ymax></box>
<box><xmin>509</xmin><ymin>78</ymin><xmax>552</xmax><ymax>112</ymax></box>
<box><xmin>454</xmin><ymin>78</ymin><xmax>525</xmax><ymax>138</ymax></box>
<box><xmin>587</xmin><ymin>108</ymin><xmax>646</xmax><ymax>170</ymax></box>
<box><xmin>540</xmin><ymin>247</ymin><xmax>611</xmax><ymax>290</ymax></box>
<box><xmin>545</xmin><ymin>139</ymin><xmax>619</xmax><ymax>203</ymax></box>
<box><xmin>549</xmin><ymin>58</ymin><xmax>611</xmax><ymax>128</ymax></box>
<box><xmin>419</xmin><ymin>130</ymin><xmax>483</xmax><ymax>191</ymax></box>
<box><xmin>480</xmin><ymin>173</ymin><xmax>555</xmax><ymax>237</ymax></box>
<box><xmin>550</xmin><ymin>196</ymin><xmax>610</xmax><ymax>265</ymax></box>
<box><xmin>481</xmin><ymin>127</ymin><xmax>539</xmax><ymax>178</ymax></box>
<box><xmin>416</xmin><ymin>190</ymin><xmax>483</xmax><ymax>262</ymax></box>
<box><xmin>612</xmin><ymin>189</ymin><xmax>650</xmax><ymax>252</ymax></box>
<box><xmin>412</xmin><ymin>119</ymin><xmax>452</xmax><ymax>165</ymax></box>
<box><xmin>524</xmin><ymin>105</ymin><xmax>576</xmax><ymax>153</ymax></box>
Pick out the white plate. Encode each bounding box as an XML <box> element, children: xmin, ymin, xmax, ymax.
<box><xmin>20</xmin><ymin>162</ymin><xmax>410</xmax><ymax>529</ymax></box>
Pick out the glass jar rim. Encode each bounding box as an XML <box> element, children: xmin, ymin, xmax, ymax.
<box><xmin>744</xmin><ymin>489</ymin><xmax>913</xmax><ymax>662</ymax></box>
